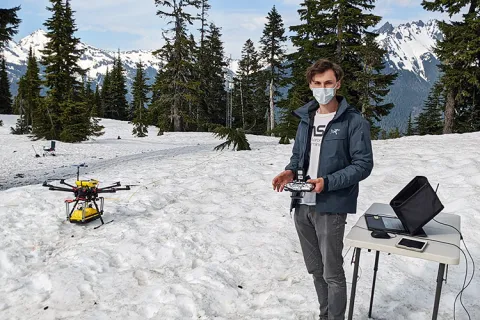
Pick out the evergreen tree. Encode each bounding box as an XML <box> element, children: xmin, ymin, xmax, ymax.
<box><xmin>154</xmin><ymin>0</ymin><xmax>201</xmax><ymax>131</ymax></box>
<box><xmin>388</xmin><ymin>127</ymin><xmax>401</xmax><ymax>139</ymax></box>
<box><xmin>110</xmin><ymin>52</ymin><xmax>129</xmax><ymax>120</ymax></box>
<box><xmin>196</xmin><ymin>0</ymin><xmax>211</xmax><ymax>128</ymax></box>
<box><xmin>34</xmin><ymin>0</ymin><xmax>102</xmax><ymax>142</ymax></box>
<box><xmin>11</xmin><ymin>47</ymin><xmax>42</xmax><ymax>134</ymax></box>
<box><xmin>101</xmin><ymin>68</ymin><xmax>113</xmax><ymax>118</ymax></box>
<box><xmin>11</xmin><ymin>77</ymin><xmax>29</xmax><ymax>134</ymax></box>
<box><xmin>0</xmin><ymin>6</ymin><xmax>21</xmax><ymax>52</ymax></box>
<box><xmin>93</xmin><ymin>84</ymin><xmax>102</xmax><ymax>117</ymax></box>
<box><xmin>416</xmin><ymin>84</ymin><xmax>444</xmax><ymax>135</ymax></box>
<box><xmin>422</xmin><ymin>0</ymin><xmax>480</xmax><ymax>133</ymax></box>
<box><xmin>406</xmin><ymin>113</ymin><xmax>414</xmax><ymax>136</ymax></box>
<box><xmin>201</xmin><ymin>23</ymin><xmax>227</xmax><ymax>127</ymax></box>
<box><xmin>213</xmin><ymin>127</ymin><xmax>251</xmax><ymax>151</ymax></box>
<box><xmin>287</xmin><ymin>0</ymin><xmax>394</xmax><ymax>120</ymax></box>
<box><xmin>273</xmin><ymin>89</ymin><xmax>303</xmax><ymax>144</ymax></box>
<box><xmin>260</xmin><ymin>5</ymin><xmax>287</xmax><ymax>134</ymax></box>
<box><xmin>353</xmin><ymin>32</ymin><xmax>397</xmax><ymax>137</ymax></box>
<box><xmin>380</xmin><ymin>129</ymin><xmax>387</xmax><ymax>140</ymax></box>
<box><xmin>131</xmin><ymin>61</ymin><xmax>150</xmax><ymax>137</ymax></box>
<box><xmin>234</xmin><ymin>39</ymin><xmax>267</xmax><ymax>134</ymax></box>
<box><xmin>0</xmin><ymin>57</ymin><xmax>12</xmax><ymax>114</ymax></box>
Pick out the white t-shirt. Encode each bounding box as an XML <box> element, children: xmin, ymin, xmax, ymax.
<box><xmin>302</xmin><ymin>111</ymin><xmax>336</xmax><ymax>205</ymax></box>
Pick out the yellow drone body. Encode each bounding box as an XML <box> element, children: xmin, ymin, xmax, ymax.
<box><xmin>75</xmin><ymin>179</ymin><xmax>99</xmax><ymax>188</ymax></box>
<box><xmin>70</xmin><ymin>207</ymin><xmax>100</xmax><ymax>222</ymax></box>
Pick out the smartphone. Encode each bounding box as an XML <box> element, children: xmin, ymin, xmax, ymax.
<box><xmin>395</xmin><ymin>237</ymin><xmax>428</xmax><ymax>252</ymax></box>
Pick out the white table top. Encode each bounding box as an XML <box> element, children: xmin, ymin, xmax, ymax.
<box><xmin>345</xmin><ymin>203</ymin><xmax>461</xmax><ymax>265</ymax></box>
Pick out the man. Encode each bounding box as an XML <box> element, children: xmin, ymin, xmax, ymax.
<box><xmin>272</xmin><ymin>59</ymin><xmax>373</xmax><ymax>320</ymax></box>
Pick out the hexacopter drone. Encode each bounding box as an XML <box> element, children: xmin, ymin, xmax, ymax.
<box><xmin>43</xmin><ymin>163</ymin><xmax>131</xmax><ymax>229</ymax></box>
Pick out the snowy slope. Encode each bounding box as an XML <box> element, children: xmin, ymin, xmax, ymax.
<box><xmin>5</xmin><ymin>29</ymin><xmax>163</xmax><ymax>81</ymax></box>
<box><xmin>375</xmin><ymin>20</ymin><xmax>442</xmax><ymax>82</ymax></box>
<box><xmin>0</xmin><ymin>115</ymin><xmax>479</xmax><ymax>320</ymax></box>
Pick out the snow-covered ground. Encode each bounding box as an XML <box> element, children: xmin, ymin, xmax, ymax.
<box><xmin>0</xmin><ymin>114</ymin><xmax>479</xmax><ymax>320</ymax></box>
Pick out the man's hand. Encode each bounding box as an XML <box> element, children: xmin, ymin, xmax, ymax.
<box><xmin>272</xmin><ymin>170</ymin><xmax>294</xmax><ymax>192</ymax></box>
<box><xmin>306</xmin><ymin>178</ymin><xmax>324</xmax><ymax>193</ymax></box>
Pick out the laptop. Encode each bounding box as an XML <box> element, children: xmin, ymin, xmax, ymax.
<box><xmin>364</xmin><ymin>203</ymin><xmax>427</xmax><ymax>237</ymax></box>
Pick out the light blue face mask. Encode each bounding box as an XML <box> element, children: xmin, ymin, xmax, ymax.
<box><xmin>311</xmin><ymin>86</ymin><xmax>337</xmax><ymax>105</ymax></box>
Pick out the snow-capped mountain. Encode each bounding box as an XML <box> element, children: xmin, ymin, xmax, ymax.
<box><xmin>374</xmin><ymin>20</ymin><xmax>443</xmax><ymax>132</ymax></box>
<box><xmin>3</xmin><ymin>20</ymin><xmax>443</xmax><ymax>133</ymax></box>
<box><xmin>4</xmin><ymin>29</ymin><xmax>162</xmax><ymax>98</ymax></box>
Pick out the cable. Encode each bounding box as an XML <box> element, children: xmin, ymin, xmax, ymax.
<box><xmin>427</xmin><ymin>219</ymin><xmax>475</xmax><ymax>320</ymax></box>
<box><xmin>353</xmin><ymin>224</ymin><xmax>398</xmax><ymax>238</ymax></box>
<box><xmin>353</xmin><ymin>221</ymin><xmax>473</xmax><ymax>320</ymax></box>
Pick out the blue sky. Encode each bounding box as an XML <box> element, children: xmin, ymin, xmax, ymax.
<box><xmin>5</xmin><ymin>0</ymin><xmax>452</xmax><ymax>59</ymax></box>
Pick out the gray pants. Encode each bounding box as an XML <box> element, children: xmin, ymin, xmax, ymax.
<box><xmin>294</xmin><ymin>205</ymin><xmax>347</xmax><ymax>320</ymax></box>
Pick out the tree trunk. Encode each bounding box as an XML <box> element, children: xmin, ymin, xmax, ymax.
<box><xmin>240</xmin><ymin>80</ymin><xmax>245</xmax><ymax>130</ymax></box>
<box><xmin>336</xmin><ymin>4</ymin><xmax>343</xmax><ymax>61</ymax></box>
<box><xmin>269</xmin><ymin>79</ymin><xmax>274</xmax><ymax>135</ymax></box>
<box><xmin>443</xmin><ymin>89</ymin><xmax>456</xmax><ymax>134</ymax></box>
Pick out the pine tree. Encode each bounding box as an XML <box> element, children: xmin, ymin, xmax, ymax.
<box><xmin>131</xmin><ymin>61</ymin><xmax>150</xmax><ymax>137</ymax></box>
<box><xmin>110</xmin><ymin>52</ymin><xmax>129</xmax><ymax>120</ymax></box>
<box><xmin>353</xmin><ymin>32</ymin><xmax>397</xmax><ymax>138</ymax></box>
<box><xmin>416</xmin><ymin>84</ymin><xmax>444</xmax><ymax>135</ymax></box>
<box><xmin>213</xmin><ymin>127</ymin><xmax>251</xmax><ymax>151</ymax></box>
<box><xmin>406</xmin><ymin>113</ymin><xmax>414</xmax><ymax>136</ymax></box>
<box><xmin>93</xmin><ymin>84</ymin><xmax>102</xmax><ymax>117</ymax></box>
<box><xmin>287</xmin><ymin>0</ymin><xmax>394</xmax><ymax>120</ymax></box>
<box><xmin>388</xmin><ymin>127</ymin><xmax>401</xmax><ymax>139</ymax></box>
<box><xmin>201</xmin><ymin>23</ymin><xmax>227</xmax><ymax>127</ymax></box>
<box><xmin>196</xmin><ymin>0</ymin><xmax>211</xmax><ymax>129</ymax></box>
<box><xmin>11</xmin><ymin>47</ymin><xmax>42</xmax><ymax>134</ymax></box>
<box><xmin>234</xmin><ymin>39</ymin><xmax>266</xmax><ymax>134</ymax></box>
<box><xmin>0</xmin><ymin>6</ymin><xmax>21</xmax><ymax>52</ymax></box>
<box><xmin>273</xmin><ymin>89</ymin><xmax>302</xmax><ymax>144</ymax></box>
<box><xmin>101</xmin><ymin>68</ymin><xmax>113</xmax><ymax>118</ymax></box>
<box><xmin>0</xmin><ymin>57</ymin><xmax>12</xmax><ymax>114</ymax></box>
<box><xmin>422</xmin><ymin>0</ymin><xmax>480</xmax><ymax>133</ymax></box>
<box><xmin>34</xmin><ymin>0</ymin><xmax>102</xmax><ymax>142</ymax></box>
<box><xmin>380</xmin><ymin>129</ymin><xmax>387</xmax><ymax>140</ymax></box>
<box><xmin>154</xmin><ymin>0</ymin><xmax>201</xmax><ymax>131</ymax></box>
<box><xmin>260</xmin><ymin>5</ymin><xmax>287</xmax><ymax>134</ymax></box>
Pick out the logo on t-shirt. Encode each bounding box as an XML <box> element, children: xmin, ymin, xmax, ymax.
<box><xmin>314</xmin><ymin>125</ymin><xmax>326</xmax><ymax>137</ymax></box>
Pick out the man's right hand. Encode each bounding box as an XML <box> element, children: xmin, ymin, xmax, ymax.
<box><xmin>272</xmin><ymin>170</ymin><xmax>294</xmax><ymax>192</ymax></box>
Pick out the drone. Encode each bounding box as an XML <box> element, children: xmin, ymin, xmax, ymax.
<box><xmin>43</xmin><ymin>163</ymin><xmax>131</xmax><ymax>229</ymax></box>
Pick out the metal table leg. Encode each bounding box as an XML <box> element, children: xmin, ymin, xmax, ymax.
<box><xmin>432</xmin><ymin>263</ymin><xmax>446</xmax><ymax>320</ymax></box>
<box><xmin>348</xmin><ymin>248</ymin><xmax>361</xmax><ymax>320</ymax></box>
<box><xmin>368</xmin><ymin>251</ymin><xmax>380</xmax><ymax>318</ymax></box>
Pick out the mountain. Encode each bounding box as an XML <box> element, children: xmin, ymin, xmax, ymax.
<box><xmin>373</xmin><ymin>20</ymin><xmax>443</xmax><ymax>133</ymax></box>
<box><xmin>4</xmin><ymin>29</ymin><xmax>162</xmax><ymax>100</ymax></box>
<box><xmin>3</xmin><ymin>21</ymin><xmax>442</xmax><ymax>133</ymax></box>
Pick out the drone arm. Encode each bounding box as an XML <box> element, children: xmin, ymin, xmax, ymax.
<box><xmin>98</xmin><ymin>182</ymin><xmax>121</xmax><ymax>190</ymax></box>
<box><xmin>96</xmin><ymin>189</ymin><xmax>117</xmax><ymax>193</ymax></box>
<box><xmin>43</xmin><ymin>183</ymin><xmax>74</xmax><ymax>192</ymax></box>
<box><xmin>60</xmin><ymin>179</ymin><xmax>76</xmax><ymax>188</ymax></box>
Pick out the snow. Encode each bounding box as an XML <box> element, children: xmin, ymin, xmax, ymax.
<box><xmin>0</xmin><ymin>114</ymin><xmax>479</xmax><ymax>319</ymax></box>
<box><xmin>377</xmin><ymin>20</ymin><xmax>441</xmax><ymax>81</ymax></box>
<box><xmin>4</xmin><ymin>30</ymin><xmax>163</xmax><ymax>82</ymax></box>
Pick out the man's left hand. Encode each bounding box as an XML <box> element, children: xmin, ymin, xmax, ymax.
<box><xmin>306</xmin><ymin>178</ymin><xmax>324</xmax><ymax>193</ymax></box>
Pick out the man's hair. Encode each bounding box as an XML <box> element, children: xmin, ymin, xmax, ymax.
<box><xmin>306</xmin><ymin>59</ymin><xmax>344</xmax><ymax>83</ymax></box>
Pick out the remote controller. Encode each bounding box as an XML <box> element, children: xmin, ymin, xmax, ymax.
<box><xmin>284</xmin><ymin>181</ymin><xmax>315</xmax><ymax>192</ymax></box>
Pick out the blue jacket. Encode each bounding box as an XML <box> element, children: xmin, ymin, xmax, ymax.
<box><xmin>285</xmin><ymin>97</ymin><xmax>374</xmax><ymax>214</ymax></box>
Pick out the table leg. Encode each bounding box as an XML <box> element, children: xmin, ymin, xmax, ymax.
<box><xmin>368</xmin><ymin>251</ymin><xmax>380</xmax><ymax>318</ymax></box>
<box><xmin>348</xmin><ymin>248</ymin><xmax>361</xmax><ymax>320</ymax></box>
<box><xmin>432</xmin><ymin>263</ymin><xmax>446</xmax><ymax>320</ymax></box>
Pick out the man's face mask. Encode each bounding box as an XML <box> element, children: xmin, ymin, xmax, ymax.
<box><xmin>311</xmin><ymin>83</ymin><xmax>338</xmax><ymax>105</ymax></box>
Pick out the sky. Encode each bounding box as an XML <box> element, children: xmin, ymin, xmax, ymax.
<box><xmin>4</xmin><ymin>0</ymin><xmax>455</xmax><ymax>59</ymax></box>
